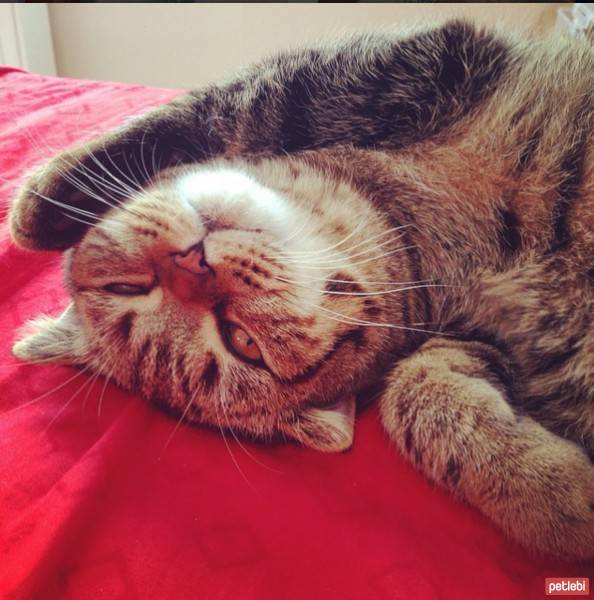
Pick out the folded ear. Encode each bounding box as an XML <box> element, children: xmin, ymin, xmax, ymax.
<box><xmin>12</xmin><ymin>303</ymin><xmax>84</xmax><ymax>365</ymax></box>
<box><xmin>284</xmin><ymin>395</ymin><xmax>356</xmax><ymax>453</ymax></box>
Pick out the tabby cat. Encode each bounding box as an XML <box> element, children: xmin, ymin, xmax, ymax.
<box><xmin>9</xmin><ymin>20</ymin><xmax>594</xmax><ymax>559</ymax></box>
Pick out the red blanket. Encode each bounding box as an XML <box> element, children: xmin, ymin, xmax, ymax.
<box><xmin>0</xmin><ymin>68</ymin><xmax>591</xmax><ymax>600</ymax></box>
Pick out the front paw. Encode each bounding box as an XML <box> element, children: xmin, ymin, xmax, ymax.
<box><xmin>499</xmin><ymin>434</ymin><xmax>594</xmax><ymax>560</ymax></box>
<box><xmin>10</xmin><ymin>150</ymin><xmax>88</xmax><ymax>250</ymax></box>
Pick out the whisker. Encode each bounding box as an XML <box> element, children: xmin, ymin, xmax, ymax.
<box><xmin>297</xmin><ymin>296</ymin><xmax>447</xmax><ymax>337</ymax></box>
<box><xmin>23</xmin><ymin>186</ymin><xmax>101</xmax><ymax>220</ymax></box>
<box><xmin>218</xmin><ymin>388</ymin><xmax>283</xmax><ymax>474</ymax></box>
<box><xmin>50</xmin><ymin>158</ymin><xmax>127</xmax><ymax>209</ymax></box>
<box><xmin>274</xmin><ymin>206</ymin><xmax>317</xmax><ymax>247</ymax></box>
<box><xmin>273</xmin><ymin>224</ymin><xmax>409</xmax><ymax>262</ymax></box>
<box><xmin>150</xmin><ymin>137</ymin><xmax>160</xmax><ymax>178</ymax></box>
<box><xmin>278</xmin><ymin>230</ymin><xmax>407</xmax><ymax>266</ymax></box>
<box><xmin>96</xmin><ymin>370</ymin><xmax>112</xmax><ymax>418</ymax></box>
<box><xmin>281</xmin><ymin>244</ymin><xmax>417</xmax><ymax>271</ymax></box>
<box><xmin>214</xmin><ymin>393</ymin><xmax>254</xmax><ymax>488</ymax></box>
<box><xmin>275</xmin><ymin>218</ymin><xmax>370</xmax><ymax>258</ymax></box>
<box><xmin>16</xmin><ymin>123</ymin><xmax>139</xmax><ymax>215</ymax></box>
<box><xmin>57</xmin><ymin>210</ymin><xmax>101</xmax><ymax>229</ymax></box>
<box><xmin>99</xmin><ymin>137</ymin><xmax>144</xmax><ymax>194</ymax></box>
<box><xmin>290</xmin><ymin>275</ymin><xmax>436</xmax><ymax>287</ymax></box>
<box><xmin>121</xmin><ymin>148</ymin><xmax>146</xmax><ymax>192</ymax></box>
<box><xmin>67</xmin><ymin>162</ymin><xmax>138</xmax><ymax>213</ymax></box>
<box><xmin>158</xmin><ymin>391</ymin><xmax>199</xmax><ymax>457</ymax></box>
<box><xmin>274</xmin><ymin>277</ymin><xmax>455</xmax><ymax>297</ymax></box>
<box><xmin>138</xmin><ymin>129</ymin><xmax>154</xmax><ymax>184</ymax></box>
<box><xmin>81</xmin><ymin>370</ymin><xmax>102</xmax><ymax>410</ymax></box>
<box><xmin>41</xmin><ymin>371</ymin><xmax>97</xmax><ymax>434</ymax></box>
<box><xmin>20</xmin><ymin>181</ymin><xmax>138</xmax><ymax>235</ymax></box>
<box><xmin>74</xmin><ymin>149</ymin><xmax>140</xmax><ymax>202</ymax></box>
<box><xmin>2</xmin><ymin>365</ymin><xmax>92</xmax><ymax>417</ymax></box>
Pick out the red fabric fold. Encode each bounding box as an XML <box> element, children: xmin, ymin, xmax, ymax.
<box><xmin>0</xmin><ymin>69</ymin><xmax>591</xmax><ymax>600</ymax></box>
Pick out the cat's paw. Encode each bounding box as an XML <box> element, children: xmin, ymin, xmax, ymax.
<box><xmin>10</xmin><ymin>148</ymin><xmax>91</xmax><ymax>250</ymax></box>
<box><xmin>546</xmin><ymin>456</ymin><xmax>594</xmax><ymax>560</ymax></box>
<box><xmin>503</xmin><ymin>435</ymin><xmax>594</xmax><ymax>560</ymax></box>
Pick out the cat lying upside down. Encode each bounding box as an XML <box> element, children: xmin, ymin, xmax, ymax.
<box><xmin>9</xmin><ymin>20</ymin><xmax>594</xmax><ymax>559</ymax></box>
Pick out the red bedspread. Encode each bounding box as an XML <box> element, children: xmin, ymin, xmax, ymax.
<box><xmin>0</xmin><ymin>67</ymin><xmax>591</xmax><ymax>600</ymax></box>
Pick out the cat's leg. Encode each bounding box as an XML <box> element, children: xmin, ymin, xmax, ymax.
<box><xmin>11</xmin><ymin>20</ymin><xmax>511</xmax><ymax>251</ymax></box>
<box><xmin>379</xmin><ymin>338</ymin><xmax>594</xmax><ymax>559</ymax></box>
<box><xmin>449</xmin><ymin>260</ymin><xmax>594</xmax><ymax>460</ymax></box>
<box><xmin>523</xmin><ymin>317</ymin><xmax>594</xmax><ymax>460</ymax></box>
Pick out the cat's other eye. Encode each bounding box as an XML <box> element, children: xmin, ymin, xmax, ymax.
<box><xmin>224</xmin><ymin>322</ymin><xmax>263</xmax><ymax>364</ymax></box>
<box><xmin>103</xmin><ymin>283</ymin><xmax>153</xmax><ymax>296</ymax></box>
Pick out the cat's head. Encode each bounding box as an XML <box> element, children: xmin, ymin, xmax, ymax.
<box><xmin>10</xmin><ymin>155</ymin><xmax>404</xmax><ymax>451</ymax></box>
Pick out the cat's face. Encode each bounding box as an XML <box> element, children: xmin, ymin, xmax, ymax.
<box><xmin>13</xmin><ymin>157</ymin><xmax>401</xmax><ymax>451</ymax></box>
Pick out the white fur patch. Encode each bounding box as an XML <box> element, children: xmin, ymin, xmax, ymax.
<box><xmin>177</xmin><ymin>167</ymin><xmax>294</xmax><ymax>237</ymax></box>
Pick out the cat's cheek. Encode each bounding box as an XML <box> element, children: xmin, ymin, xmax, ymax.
<box><xmin>105</xmin><ymin>287</ymin><xmax>164</xmax><ymax>319</ymax></box>
<box><xmin>131</xmin><ymin>287</ymin><xmax>164</xmax><ymax>314</ymax></box>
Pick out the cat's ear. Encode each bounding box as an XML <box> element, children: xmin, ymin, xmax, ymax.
<box><xmin>12</xmin><ymin>303</ymin><xmax>84</xmax><ymax>365</ymax></box>
<box><xmin>285</xmin><ymin>395</ymin><xmax>356</xmax><ymax>452</ymax></box>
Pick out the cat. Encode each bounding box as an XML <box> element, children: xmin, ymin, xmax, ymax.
<box><xmin>8</xmin><ymin>19</ymin><xmax>594</xmax><ymax>560</ymax></box>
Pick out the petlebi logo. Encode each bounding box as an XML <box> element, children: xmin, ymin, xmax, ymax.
<box><xmin>545</xmin><ymin>578</ymin><xmax>590</xmax><ymax>596</ymax></box>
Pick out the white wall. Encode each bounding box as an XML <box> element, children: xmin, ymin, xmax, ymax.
<box><xmin>0</xmin><ymin>4</ymin><xmax>56</xmax><ymax>75</ymax></box>
<box><xmin>49</xmin><ymin>3</ymin><xmax>562</xmax><ymax>89</ymax></box>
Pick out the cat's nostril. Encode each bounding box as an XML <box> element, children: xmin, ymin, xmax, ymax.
<box><xmin>173</xmin><ymin>242</ymin><xmax>211</xmax><ymax>275</ymax></box>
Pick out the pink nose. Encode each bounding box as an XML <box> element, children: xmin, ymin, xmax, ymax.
<box><xmin>159</xmin><ymin>242</ymin><xmax>215</xmax><ymax>302</ymax></box>
<box><xmin>173</xmin><ymin>242</ymin><xmax>210</xmax><ymax>275</ymax></box>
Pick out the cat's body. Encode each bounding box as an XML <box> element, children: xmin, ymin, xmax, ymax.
<box><xmin>8</xmin><ymin>20</ymin><xmax>594</xmax><ymax>558</ymax></box>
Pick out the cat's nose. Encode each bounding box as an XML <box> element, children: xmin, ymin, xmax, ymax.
<box><xmin>173</xmin><ymin>242</ymin><xmax>211</xmax><ymax>275</ymax></box>
<box><xmin>160</xmin><ymin>241</ymin><xmax>215</xmax><ymax>302</ymax></box>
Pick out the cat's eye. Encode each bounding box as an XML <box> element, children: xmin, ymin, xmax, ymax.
<box><xmin>104</xmin><ymin>283</ymin><xmax>152</xmax><ymax>296</ymax></box>
<box><xmin>225</xmin><ymin>323</ymin><xmax>263</xmax><ymax>363</ymax></box>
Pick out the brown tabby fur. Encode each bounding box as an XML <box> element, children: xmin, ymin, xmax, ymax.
<box><xmin>8</xmin><ymin>20</ymin><xmax>594</xmax><ymax>559</ymax></box>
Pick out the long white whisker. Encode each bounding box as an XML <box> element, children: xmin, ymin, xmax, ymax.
<box><xmin>22</xmin><ymin>183</ymin><xmax>134</xmax><ymax>234</ymax></box>
<box><xmin>96</xmin><ymin>370</ymin><xmax>113</xmax><ymax>418</ymax></box>
<box><xmin>2</xmin><ymin>366</ymin><xmax>92</xmax><ymax>417</ymax></box>
<box><xmin>298</xmin><ymin>296</ymin><xmax>445</xmax><ymax>336</ymax></box>
<box><xmin>282</xmin><ymin>244</ymin><xmax>417</xmax><ymax>271</ymax></box>
<box><xmin>150</xmin><ymin>137</ymin><xmax>160</xmax><ymax>178</ymax></box>
<box><xmin>74</xmin><ymin>148</ymin><xmax>140</xmax><ymax>203</ymax></box>
<box><xmin>20</xmin><ymin>125</ymin><xmax>139</xmax><ymax>215</ymax></box>
<box><xmin>82</xmin><ymin>370</ymin><xmax>102</xmax><ymax>410</ymax></box>
<box><xmin>158</xmin><ymin>391</ymin><xmax>200</xmax><ymax>457</ymax></box>
<box><xmin>99</xmin><ymin>138</ymin><xmax>144</xmax><ymax>194</ymax></box>
<box><xmin>290</xmin><ymin>274</ymin><xmax>435</xmax><ymax>286</ymax></box>
<box><xmin>23</xmin><ymin>187</ymin><xmax>101</xmax><ymax>219</ymax></box>
<box><xmin>121</xmin><ymin>147</ymin><xmax>146</xmax><ymax>192</ymax></box>
<box><xmin>51</xmin><ymin>158</ymin><xmax>127</xmax><ymax>208</ymax></box>
<box><xmin>215</xmin><ymin>393</ymin><xmax>254</xmax><ymax>488</ymax></box>
<box><xmin>273</xmin><ymin>224</ymin><xmax>410</xmax><ymax>261</ymax></box>
<box><xmin>219</xmin><ymin>388</ymin><xmax>282</xmax><ymax>474</ymax></box>
<box><xmin>69</xmin><ymin>161</ymin><xmax>138</xmax><ymax>210</ymax></box>
<box><xmin>277</xmin><ymin>230</ymin><xmax>407</xmax><ymax>266</ymax></box>
<box><xmin>58</xmin><ymin>211</ymin><xmax>101</xmax><ymax>229</ymax></box>
<box><xmin>41</xmin><ymin>372</ymin><xmax>96</xmax><ymax>434</ymax></box>
<box><xmin>275</xmin><ymin>277</ymin><xmax>454</xmax><ymax>297</ymax></box>
<box><xmin>273</xmin><ymin>213</ymin><xmax>369</xmax><ymax>258</ymax></box>
<box><xmin>138</xmin><ymin>129</ymin><xmax>153</xmax><ymax>184</ymax></box>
